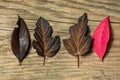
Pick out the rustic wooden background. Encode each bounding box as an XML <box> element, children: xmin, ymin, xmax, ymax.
<box><xmin>0</xmin><ymin>0</ymin><xmax>120</xmax><ymax>80</ymax></box>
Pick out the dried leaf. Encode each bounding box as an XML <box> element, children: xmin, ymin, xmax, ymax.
<box><xmin>93</xmin><ymin>16</ymin><xmax>110</xmax><ymax>61</ymax></box>
<box><xmin>33</xmin><ymin>17</ymin><xmax>61</xmax><ymax>65</ymax></box>
<box><xmin>63</xmin><ymin>13</ymin><xmax>91</xmax><ymax>67</ymax></box>
<box><xmin>11</xmin><ymin>16</ymin><xmax>31</xmax><ymax>65</ymax></box>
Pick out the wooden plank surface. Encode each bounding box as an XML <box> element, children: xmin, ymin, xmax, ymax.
<box><xmin>0</xmin><ymin>0</ymin><xmax>120</xmax><ymax>80</ymax></box>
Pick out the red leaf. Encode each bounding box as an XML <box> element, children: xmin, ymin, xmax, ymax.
<box><xmin>93</xmin><ymin>16</ymin><xmax>110</xmax><ymax>61</ymax></box>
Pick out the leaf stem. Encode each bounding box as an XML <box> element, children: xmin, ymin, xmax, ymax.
<box><xmin>43</xmin><ymin>56</ymin><xmax>46</xmax><ymax>65</ymax></box>
<box><xmin>77</xmin><ymin>55</ymin><xmax>80</xmax><ymax>67</ymax></box>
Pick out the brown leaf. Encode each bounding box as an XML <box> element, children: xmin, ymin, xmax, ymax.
<box><xmin>11</xmin><ymin>16</ymin><xmax>31</xmax><ymax>65</ymax></box>
<box><xmin>33</xmin><ymin>17</ymin><xmax>61</xmax><ymax>65</ymax></box>
<box><xmin>63</xmin><ymin>13</ymin><xmax>91</xmax><ymax>67</ymax></box>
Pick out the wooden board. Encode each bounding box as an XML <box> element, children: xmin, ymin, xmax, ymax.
<box><xmin>0</xmin><ymin>0</ymin><xmax>120</xmax><ymax>80</ymax></box>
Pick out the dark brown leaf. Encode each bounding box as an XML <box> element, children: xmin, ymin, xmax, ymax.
<box><xmin>33</xmin><ymin>17</ymin><xmax>61</xmax><ymax>65</ymax></box>
<box><xmin>63</xmin><ymin>13</ymin><xmax>91</xmax><ymax>67</ymax></box>
<box><xmin>11</xmin><ymin>16</ymin><xmax>31</xmax><ymax>65</ymax></box>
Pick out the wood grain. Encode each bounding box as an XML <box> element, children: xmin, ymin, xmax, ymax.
<box><xmin>0</xmin><ymin>0</ymin><xmax>120</xmax><ymax>80</ymax></box>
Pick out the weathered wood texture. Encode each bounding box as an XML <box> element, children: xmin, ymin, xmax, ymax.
<box><xmin>0</xmin><ymin>0</ymin><xmax>120</xmax><ymax>80</ymax></box>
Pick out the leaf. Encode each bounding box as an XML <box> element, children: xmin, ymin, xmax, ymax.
<box><xmin>63</xmin><ymin>13</ymin><xmax>92</xmax><ymax>67</ymax></box>
<box><xmin>33</xmin><ymin>17</ymin><xmax>61</xmax><ymax>65</ymax></box>
<box><xmin>93</xmin><ymin>16</ymin><xmax>110</xmax><ymax>61</ymax></box>
<box><xmin>11</xmin><ymin>16</ymin><xmax>31</xmax><ymax>65</ymax></box>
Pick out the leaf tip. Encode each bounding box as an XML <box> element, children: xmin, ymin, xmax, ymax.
<box><xmin>39</xmin><ymin>16</ymin><xmax>45</xmax><ymax>21</ymax></box>
<box><xmin>104</xmin><ymin>16</ymin><xmax>110</xmax><ymax>22</ymax></box>
<box><xmin>19</xmin><ymin>61</ymin><xmax>22</xmax><ymax>66</ymax></box>
<box><xmin>83</xmin><ymin>12</ymin><xmax>87</xmax><ymax>16</ymax></box>
<box><xmin>106</xmin><ymin>16</ymin><xmax>110</xmax><ymax>19</ymax></box>
<box><xmin>17</xmin><ymin>15</ymin><xmax>22</xmax><ymax>26</ymax></box>
<box><xmin>99</xmin><ymin>56</ymin><xmax>103</xmax><ymax>61</ymax></box>
<box><xmin>96</xmin><ymin>52</ymin><xmax>104</xmax><ymax>61</ymax></box>
<box><xmin>17</xmin><ymin>15</ymin><xmax>20</xmax><ymax>18</ymax></box>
